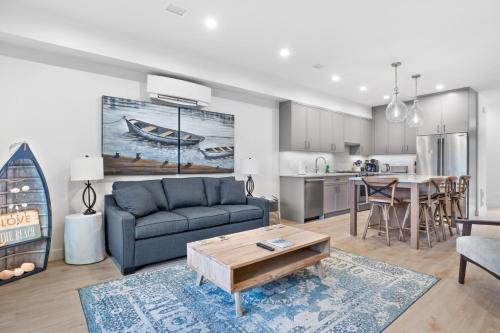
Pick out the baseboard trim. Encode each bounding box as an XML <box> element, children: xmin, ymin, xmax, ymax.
<box><xmin>49</xmin><ymin>248</ymin><xmax>64</xmax><ymax>262</ymax></box>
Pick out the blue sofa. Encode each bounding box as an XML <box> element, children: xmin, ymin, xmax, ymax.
<box><xmin>105</xmin><ymin>177</ymin><xmax>269</xmax><ymax>274</ymax></box>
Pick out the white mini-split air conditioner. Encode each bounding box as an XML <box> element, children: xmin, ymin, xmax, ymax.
<box><xmin>147</xmin><ymin>74</ymin><xmax>211</xmax><ymax>108</ymax></box>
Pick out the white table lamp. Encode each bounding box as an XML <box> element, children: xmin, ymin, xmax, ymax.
<box><xmin>240</xmin><ymin>157</ymin><xmax>259</xmax><ymax>196</ymax></box>
<box><xmin>71</xmin><ymin>156</ymin><xmax>104</xmax><ymax>215</ymax></box>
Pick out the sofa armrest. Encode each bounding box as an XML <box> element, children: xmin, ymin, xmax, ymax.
<box><xmin>105</xmin><ymin>195</ymin><xmax>136</xmax><ymax>274</ymax></box>
<box><xmin>455</xmin><ymin>218</ymin><xmax>500</xmax><ymax>236</ymax></box>
<box><xmin>247</xmin><ymin>196</ymin><xmax>270</xmax><ymax>226</ymax></box>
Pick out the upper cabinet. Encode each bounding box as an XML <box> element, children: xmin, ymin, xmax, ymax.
<box><xmin>279</xmin><ymin>101</ymin><xmax>335</xmax><ymax>152</ymax></box>
<box><xmin>417</xmin><ymin>88</ymin><xmax>473</xmax><ymax>135</ymax></box>
<box><xmin>320</xmin><ymin>110</ymin><xmax>345</xmax><ymax>153</ymax></box>
<box><xmin>344</xmin><ymin>115</ymin><xmax>361</xmax><ymax>144</ymax></box>
<box><xmin>372</xmin><ymin>104</ymin><xmax>416</xmax><ymax>154</ymax></box>
<box><xmin>280</xmin><ymin>101</ymin><xmax>372</xmax><ymax>154</ymax></box>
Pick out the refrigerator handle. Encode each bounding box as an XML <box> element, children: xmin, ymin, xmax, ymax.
<box><xmin>437</xmin><ymin>137</ymin><xmax>441</xmax><ymax>175</ymax></box>
<box><xmin>441</xmin><ymin>137</ymin><xmax>445</xmax><ymax>176</ymax></box>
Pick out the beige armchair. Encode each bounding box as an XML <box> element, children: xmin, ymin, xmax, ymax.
<box><xmin>455</xmin><ymin>219</ymin><xmax>500</xmax><ymax>284</ymax></box>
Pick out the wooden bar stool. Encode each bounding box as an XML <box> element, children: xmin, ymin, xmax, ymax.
<box><xmin>402</xmin><ymin>180</ymin><xmax>441</xmax><ymax>247</ymax></box>
<box><xmin>361</xmin><ymin>177</ymin><xmax>405</xmax><ymax>246</ymax></box>
<box><xmin>450</xmin><ymin>175</ymin><xmax>470</xmax><ymax>235</ymax></box>
<box><xmin>432</xmin><ymin>177</ymin><xmax>455</xmax><ymax>239</ymax></box>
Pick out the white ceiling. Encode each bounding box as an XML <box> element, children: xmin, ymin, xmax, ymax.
<box><xmin>6</xmin><ymin>0</ymin><xmax>500</xmax><ymax>106</ymax></box>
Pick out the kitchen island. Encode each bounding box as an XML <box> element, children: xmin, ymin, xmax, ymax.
<box><xmin>349</xmin><ymin>175</ymin><xmax>447</xmax><ymax>250</ymax></box>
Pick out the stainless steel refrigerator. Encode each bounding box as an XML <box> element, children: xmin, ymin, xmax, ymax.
<box><xmin>416</xmin><ymin>133</ymin><xmax>468</xmax><ymax>177</ymax></box>
<box><xmin>416</xmin><ymin>132</ymin><xmax>469</xmax><ymax>215</ymax></box>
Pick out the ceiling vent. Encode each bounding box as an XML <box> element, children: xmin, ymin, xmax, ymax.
<box><xmin>312</xmin><ymin>64</ymin><xmax>326</xmax><ymax>69</ymax></box>
<box><xmin>165</xmin><ymin>3</ymin><xmax>188</xmax><ymax>16</ymax></box>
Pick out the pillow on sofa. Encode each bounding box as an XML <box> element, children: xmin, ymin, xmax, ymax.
<box><xmin>203</xmin><ymin>176</ymin><xmax>235</xmax><ymax>206</ymax></box>
<box><xmin>162</xmin><ymin>177</ymin><xmax>208</xmax><ymax>210</ymax></box>
<box><xmin>112</xmin><ymin>186</ymin><xmax>158</xmax><ymax>217</ymax></box>
<box><xmin>113</xmin><ymin>179</ymin><xmax>168</xmax><ymax>210</ymax></box>
<box><xmin>220</xmin><ymin>180</ymin><xmax>246</xmax><ymax>205</ymax></box>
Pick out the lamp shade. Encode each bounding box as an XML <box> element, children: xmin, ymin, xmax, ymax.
<box><xmin>240</xmin><ymin>157</ymin><xmax>259</xmax><ymax>175</ymax></box>
<box><xmin>70</xmin><ymin>156</ymin><xmax>104</xmax><ymax>181</ymax></box>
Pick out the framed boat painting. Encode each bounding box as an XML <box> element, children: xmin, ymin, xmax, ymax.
<box><xmin>102</xmin><ymin>96</ymin><xmax>179</xmax><ymax>175</ymax></box>
<box><xmin>179</xmin><ymin>108</ymin><xmax>234</xmax><ymax>174</ymax></box>
<box><xmin>102</xmin><ymin>96</ymin><xmax>235</xmax><ymax>175</ymax></box>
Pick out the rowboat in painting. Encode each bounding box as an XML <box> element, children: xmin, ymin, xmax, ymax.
<box><xmin>124</xmin><ymin>117</ymin><xmax>205</xmax><ymax>146</ymax></box>
<box><xmin>200</xmin><ymin>146</ymin><xmax>234</xmax><ymax>159</ymax></box>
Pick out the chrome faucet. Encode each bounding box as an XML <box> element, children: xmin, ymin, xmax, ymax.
<box><xmin>314</xmin><ymin>156</ymin><xmax>327</xmax><ymax>174</ymax></box>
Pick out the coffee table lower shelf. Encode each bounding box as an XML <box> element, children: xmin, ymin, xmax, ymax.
<box><xmin>188</xmin><ymin>235</ymin><xmax>330</xmax><ymax>317</ymax></box>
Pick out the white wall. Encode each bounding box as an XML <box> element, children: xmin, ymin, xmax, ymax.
<box><xmin>0</xmin><ymin>54</ymin><xmax>279</xmax><ymax>260</ymax></box>
<box><xmin>478</xmin><ymin>88</ymin><xmax>500</xmax><ymax>209</ymax></box>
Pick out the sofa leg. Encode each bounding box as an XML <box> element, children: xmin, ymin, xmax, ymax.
<box><xmin>458</xmin><ymin>255</ymin><xmax>467</xmax><ymax>284</ymax></box>
<box><xmin>123</xmin><ymin>267</ymin><xmax>136</xmax><ymax>275</ymax></box>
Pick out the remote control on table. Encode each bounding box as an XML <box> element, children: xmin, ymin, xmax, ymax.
<box><xmin>256</xmin><ymin>242</ymin><xmax>275</xmax><ymax>251</ymax></box>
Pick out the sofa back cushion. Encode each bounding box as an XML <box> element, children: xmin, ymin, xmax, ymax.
<box><xmin>203</xmin><ymin>176</ymin><xmax>235</xmax><ymax>206</ymax></box>
<box><xmin>162</xmin><ymin>177</ymin><xmax>208</xmax><ymax>210</ymax></box>
<box><xmin>112</xmin><ymin>185</ymin><xmax>158</xmax><ymax>217</ymax></box>
<box><xmin>113</xmin><ymin>179</ymin><xmax>168</xmax><ymax>210</ymax></box>
<box><xmin>220</xmin><ymin>180</ymin><xmax>247</xmax><ymax>205</ymax></box>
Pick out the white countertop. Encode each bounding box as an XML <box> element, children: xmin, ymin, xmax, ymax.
<box><xmin>280</xmin><ymin>172</ymin><xmax>415</xmax><ymax>178</ymax></box>
<box><xmin>280</xmin><ymin>173</ymin><xmax>358</xmax><ymax>178</ymax></box>
<box><xmin>349</xmin><ymin>174</ymin><xmax>445</xmax><ymax>184</ymax></box>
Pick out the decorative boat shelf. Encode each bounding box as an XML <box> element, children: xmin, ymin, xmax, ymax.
<box><xmin>0</xmin><ymin>143</ymin><xmax>52</xmax><ymax>286</ymax></box>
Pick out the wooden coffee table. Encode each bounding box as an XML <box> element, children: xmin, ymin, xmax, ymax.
<box><xmin>187</xmin><ymin>225</ymin><xmax>330</xmax><ymax>316</ymax></box>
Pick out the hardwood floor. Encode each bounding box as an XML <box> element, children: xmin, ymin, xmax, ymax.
<box><xmin>1</xmin><ymin>211</ymin><xmax>499</xmax><ymax>333</ymax></box>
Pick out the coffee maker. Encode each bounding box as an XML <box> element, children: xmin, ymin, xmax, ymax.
<box><xmin>364</xmin><ymin>159</ymin><xmax>379</xmax><ymax>173</ymax></box>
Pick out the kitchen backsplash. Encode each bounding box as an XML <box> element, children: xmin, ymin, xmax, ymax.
<box><xmin>280</xmin><ymin>151</ymin><xmax>416</xmax><ymax>175</ymax></box>
<box><xmin>279</xmin><ymin>151</ymin><xmax>366</xmax><ymax>174</ymax></box>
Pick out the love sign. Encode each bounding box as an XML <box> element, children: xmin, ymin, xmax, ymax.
<box><xmin>0</xmin><ymin>210</ymin><xmax>41</xmax><ymax>246</ymax></box>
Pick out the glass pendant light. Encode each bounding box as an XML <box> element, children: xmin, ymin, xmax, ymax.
<box><xmin>385</xmin><ymin>62</ymin><xmax>408</xmax><ymax>122</ymax></box>
<box><xmin>407</xmin><ymin>74</ymin><xmax>424</xmax><ymax>127</ymax></box>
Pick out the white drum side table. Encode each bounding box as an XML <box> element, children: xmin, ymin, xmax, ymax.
<box><xmin>64</xmin><ymin>212</ymin><xmax>106</xmax><ymax>265</ymax></box>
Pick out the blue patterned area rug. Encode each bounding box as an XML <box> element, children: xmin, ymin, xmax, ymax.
<box><xmin>79</xmin><ymin>248</ymin><xmax>438</xmax><ymax>333</ymax></box>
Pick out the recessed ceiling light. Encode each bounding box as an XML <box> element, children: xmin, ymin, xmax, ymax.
<box><xmin>204</xmin><ymin>17</ymin><xmax>217</xmax><ymax>30</ymax></box>
<box><xmin>359</xmin><ymin>86</ymin><xmax>367</xmax><ymax>92</ymax></box>
<box><xmin>279</xmin><ymin>48</ymin><xmax>290</xmax><ymax>58</ymax></box>
<box><xmin>312</xmin><ymin>64</ymin><xmax>326</xmax><ymax>69</ymax></box>
<box><xmin>435</xmin><ymin>84</ymin><xmax>444</xmax><ymax>90</ymax></box>
<box><xmin>383</xmin><ymin>95</ymin><xmax>390</xmax><ymax>100</ymax></box>
<box><xmin>165</xmin><ymin>3</ymin><xmax>187</xmax><ymax>16</ymax></box>
<box><xmin>331</xmin><ymin>75</ymin><xmax>341</xmax><ymax>82</ymax></box>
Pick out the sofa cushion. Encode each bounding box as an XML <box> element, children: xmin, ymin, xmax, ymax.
<box><xmin>220</xmin><ymin>180</ymin><xmax>246</xmax><ymax>205</ymax></box>
<box><xmin>113</xmin><ymin>179</ymin><xmax>168</xmax><ymax>210</ymax></box>
<box><xmin>135</xmin><ymin>211</ymin><xmax>188</xmax><ymax>240</ymax></box>
<box><xmin>162</xmin><ymin>178</ymin><xmax>207</xmax><ymax>210</ymax></box>
<box><xmin>213</xmin><ymin>204</ymin><xmax>263</xmax><ymax>223</ymax></box>
<box><xmin>456</xmin><ymin>236</ymin><xmax>500</xmax><ymax>275</ymax></box>
<box><xmin>112</xmin><ymin>186</ymin><xmax>158</xmax><ymax>218</ymax></box>
<box><xmin>172</xmin><ymin>206</ymin><xmax>229</xmax><ymax>231</ymax></box>
<box><xmin>203</xmin><ymin>176</ymin><xmax>235</xmax><ymax>206</ymax></box>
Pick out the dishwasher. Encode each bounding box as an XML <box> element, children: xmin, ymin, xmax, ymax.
<box><xmin>304</xmin><ymin>178</ymin><xmax>324</xmax><ymax>221</ymax></box>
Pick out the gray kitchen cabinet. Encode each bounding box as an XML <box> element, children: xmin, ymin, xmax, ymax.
<box><xmin>306</xmin><ymin>106</ymin><xmax>322</xmax><ymax>151</ymax></box>
<box><xmin>359</xmin><ymin>118</ymin><xmax>372</xmax><ymax>155</ymax></box>
<box><xmin>441</xmin><ymin>90</ymin><xmax>469</xmax><ymax>134</ymax></box>
<box><xmin>324</xmin><ymin>176</ymin><xmax>349</xmax><ymax>214</ymax></box>
<box><xmin>372</xmin><ymin>106</ymin><xmax>388</xmax><ymax>154</ymax></box>
<box><xmin>372</xmin><ymin>104</ymin><xmax>417</xmax><ymax>154</ymax></box>
<box><xmin>320</xmin><ymin>111</ymin><xmax>345</xmax><ymax>153</ymax></box>
<box><xmin>280</xmin><ymin>101</ymin><xmax>319</xmax><ymax>151</ymax></box>
<box><xmin>323</xmin><ymin>182</ymin><xmax>336</xmax><ymax>214</ymax></box>
<box><xmin>404</xmin><ymin>124</ymin><xmax>417</xmax><ymax>153</ymax></box>
<box><xmin>387</xmin><ymin>121</ymin><xmax>405</xmax><ymax>154</ymax></box>
<box><xmin>344</xmin><ymin>115</ymin><xmax>361</xmax><ymax>144</ymax></box>
<box><xmin>417</xmin><ymin>94</ymin><xmax>444</xmax><ymax>135</ymax></box>
<box><xmin>335</xmin><ymin>181</ymin><xmax>349</xmax><ymax>211</ymax></box>
<box><xmin>417</xmin><ymin>88</ymin><xmax>471</xmax><ymax>135</ymax></box>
